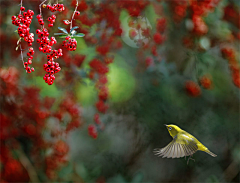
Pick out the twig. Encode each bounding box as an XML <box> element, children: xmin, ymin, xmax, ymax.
<box><xmin>39</xmin><ymin>0</ymin><xmax>48</xmax><ymax>28</ymax></box>
<box><xmin>223</xmin><ymin>161</ymin><xmax>239</xmax><ymax>182</ymax></box>
<box><xmin>11</xmin><ymin>139</ymin><xmax>40</xmax><ymax>182</ymax></box>
<box><xmin>70</xmin><ymin>0</ymin><xmax>79</xmax><ymax>30</ymax></box>
<box><xmin>19</xmin><ymin>0</ymin><xmax>23</xmax><ymax>14</ymax></box>
<box><xmin>19</xmin><ymin>42</ymin><xmax>26</xmax><ymax>69</ymax></box>
<box><xmin>17</xmin><ymin>149</ymin><xmax>40</xmax><ymax>182</ymax></box>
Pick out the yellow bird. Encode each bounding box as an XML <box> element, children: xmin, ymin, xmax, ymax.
<box><xmin>154</xmin><ymin>124</ymin><xmax>217</xmax><ymax>163</ymax></box>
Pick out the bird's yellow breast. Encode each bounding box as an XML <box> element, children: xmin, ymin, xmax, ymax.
<box><xmin>177</xmin><ymin>130</ymin><xmax>208</xmax><ymax>151</ymax></box>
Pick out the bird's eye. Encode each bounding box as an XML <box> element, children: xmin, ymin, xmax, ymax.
<box><xmin>169</xmin><ymin>127</ymin><xmax>172</xmax><ymax>130</ymax></box>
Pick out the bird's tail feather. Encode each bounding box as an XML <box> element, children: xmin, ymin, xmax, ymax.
<box><xmin>205</xmin><ymin>149</ymin><xmax>217</xmax><ymax>157</ymax></box>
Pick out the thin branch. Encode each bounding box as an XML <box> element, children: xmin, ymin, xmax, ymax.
<box><xmin>19</xmin><ymin>43</ymin><xmax>26</xmax><ymax>69</ymax></box>
<box><xmin>17</xmin><ymin>149</ymin><xmax>40</xmax><ymax>182</ymax></box>
<box><xmin>11</xmin><ymin>139</ymin><xmax>40</xmax><ymax>182</ymax></box>
<box><xmin>39</xmin><ymin>0</ymin><xmax>47</xmax><ymax>28</ymax></box>
<box><xmin>70</xmin><ymin>0</ymin><xmax>79</xmax><ymax>30</ymax></box>
<box><xmin>19</xmin><ymin>0</ymin><xmax>23</xmax><ymax>14</ymax></box>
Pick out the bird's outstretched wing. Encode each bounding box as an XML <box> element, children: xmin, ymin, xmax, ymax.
<box><xmin>153</xmin><ymin>136</ymin><xmax>198</xmax><ymax>158</ymax></box>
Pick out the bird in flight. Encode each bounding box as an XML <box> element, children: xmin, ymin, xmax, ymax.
<box><xmin>153</xmin><ymin>124</ymin><xmax>217</xmax><ymax>164</ymax></box>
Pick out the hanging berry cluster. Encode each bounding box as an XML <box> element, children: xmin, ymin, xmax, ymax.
<box><xmin>46</xmin><ymin>3</ymin><xmax>65</xmax><ymax>12</ymax></box>
<box><xmin>12</xmin><ymin>6</ymin><xmax>35</xmax><ymax>73</ymax></box>
<box><xmin>87</xmin><ymin>57</ymin><xmax>112</xmax><ymax>139</ymax></box>
<box><xmin>47</xmin><ymin>15</ymin><xmax>56</xmax><ymax>27</ymax></box>
<box><xmin>12</xmin><ymin>0</ymin><xmax>85</xmax><ymax>86</ymax></box>
<box><xmin>35</xmin><ymin>26</ymin><xmax>63</xmax><ymax>85</ymax></box>
<box><xmin>12</xmin><ymin>7</ymin><xmax>34</xmax><ymax>45</ymax></box>
<box><xmin>221</xmin><ymin>47</ymin><xmax>240</xmax><ymax>88</ymax></box>
<box><xmin>24</xmin><ymin>47</ymin><xmax>35</xmax><ymax>73</ymax></box>
<box><xmin>62</xmin><ymin>36</ymin><xmax>77</xmax><ymax>51</ymax></box>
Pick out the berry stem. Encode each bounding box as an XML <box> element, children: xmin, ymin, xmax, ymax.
<box><xmin>19</xmin><ymin>0</ymin><xmax>23</xmax><ymax>14</ymax></box>
<box><xmin>70</xmin><ymin>0</ymin><xmax>78</xmax><ymax>30</ymax></box>
<box><xmin>12</xmin><ymin>139</ymin><xmax>40</xmax><ymax>182</ymax></box>
<box><xmin>39</xmin><ymin>0</ymin><xmax>47</xmax><ymax>24</ymax></box>
<box><xmin>19</xmin><ymin>43</ymin><xmax>26</xmax><ymax>69</ymax></box>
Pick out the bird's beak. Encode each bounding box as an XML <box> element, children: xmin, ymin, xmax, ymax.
<box><xmin>164</xmin><ymin>124</ymin><xmax>168</xmax><ymax>127</ymax></box>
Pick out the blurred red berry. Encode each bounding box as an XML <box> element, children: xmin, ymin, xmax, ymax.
<box><xmin>185</xmin><ymin>81</ymin><xmax>201</xmax><ymax>97</ymax></box>
<box><xmin>200</xmin><ymin>76</ymin><xmax>212</xmax><ymax>89</ymax></box>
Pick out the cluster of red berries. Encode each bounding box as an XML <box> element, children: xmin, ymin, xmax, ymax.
<box><xmin>192</xmin><ymin>15</ymin><xmax>208</xmax><ymax>36</ymax></box>
<box><xmin>169</xmin><ymin>0</ymin><xmax>188</xmax><ymax>23</ymax></box>
<box><xmin>88</xmin><ymin>124</ymin><xmax>98</xmax><ymax>139</ymax></box>
<box><xmin>156</xmin><ymin>18</ymin><xmax>166</xmax><ymax>33</ymax></box>
<box><xmin>12</xmin><ymin>6</ymin><xmax>35</xmax><ymax>73</ymax></box>
<box><xmin>24</xmin><ymin>47</ymin><xmax>35</xmax><ymax>73</ymax></box>
<box><xmin>87</xmin><ymin>56</ymin><xmax>114</xmax><ymax>138</ymax></box>
<box><xmin>185</xmin><ymin>75</ymin><xmax>213</xmax><ymax>97</ymax></box>
<box><xmin>44</xmin><ymin>140</ymin><xmax>69</xmax><ymax>179</ymax></box>
<box><xmin>36</xmin><ymin>28</ymin><xmax>55</xmax><ymax>52</ymax></box>
<box><xmin>117</xmin><ymin>1</ymin><xmax>149</xmax><ymax>17</ymax></box>
<box><xmin>221</xmin><ymin>47</ymin><xmax>240</xmax><ymax>88</ymax></box>
<box><xmin>47</xmin><ymin>15</ymin><xmax>56</xmax><ymax>27</ymax></box>
<box><xmin>43</xmin><ymin>59</ymin><xmax>61</xmax><ymax>85</ymax></box>
<box><xmin>62</xmin><ymin>36</ymin><xmax>77</xmax><ymax>51</ymax></box>
<box><xmin>12</xmin><ymin>7</ymin><xmax>34</xmax><ymax>46</ymax></box>
<box><xmin>2</xmin><ymin>158</ymin><xmax>29</xmax><ymax>182</ymax></box>
<box><xmin>1</xmin><ymin>66</ymin><xmax>83</xmax><ymax>181</ymax></box>
<box><xmin>153</xmin><ymin>33</ymin><xmax>165</xmax><ymax>45</ymax></box>
<box><xmin>36</xmin><ymin>14</ymin><xmax>44</xmax><ymax>26</ymax></box>
<box><xmin>54</xmin><ymin>95</ymin><xmax>81</xmax><ymax>133</ymax></box>
<box><xmin>89</xmin><ymin>58</ymin><xmax>109</xmax><ymax>75</ymax></box>
<box><xmin>45</xmin><ymin>4</ymin><xmax>65</xmax><ymax>12</ymax></box>
<box><xmin>224</xmin><ymin>4</ymin><xmax>239</xmax><ymax>28</ymax></box>
<box><xmin>96</xmin><ymin>45</ymin><xmax>109</xmax><ymax>56</ymax></box>
<box><xmin>36</xmin><ymin>27</ymin><xmax>62</xmax><ymax>85</ymax></box>
<box><xmin>190</xmin><ymin>0</ymin><xmax>219</xmax><ymax>36</ymax></box>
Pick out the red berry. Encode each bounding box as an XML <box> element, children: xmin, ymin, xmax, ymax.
<box><xmin>185</xmin><ymin>81</ymin><xmax>201</xmax><ymax>97</ymax></box>
<box><xmin>36</xmin><ymin>29</ymin><xmax>41</xmax><ymax>34</ymax></box>
<box><xmin>20</xmin><ymin>6</ymin><xmax>25</xmax><ymax>11</ymax></box>
<box><xmin>200</xmin><ymin>76</ymin><xmax>212</xmax><ymax>89</ymax></box>
<box><xmin>36</xmin><ymin>14</ymin><xmax>41</xmax><ymax>19</ymax></box>
<box><xmin>11</xmin><ymin>16</ymin><xmax>16</xmax><ymax>20</ymax></box>
<box><xmin>94</xmin><ymin>113</ymin><xmax>101</xmax><ymax>124</ymax></box>
<box><xmin>63</xmin><ymin>20</ymin><xmax>69</xmax><ymax>25</ymax></box>
<box><xmin>153</xmin><ymin>33</ymin><xmax>164</xmax><ymax>44</ymax></box>
<box><xmin>75</xmin><ymin>11</ymin><xmax>80</xmax><ymax>16</ymax></box>
<box><xmin>24</xmin><ymin>62</ymin><xmax>28</xmax><ymax>67</ymax></box>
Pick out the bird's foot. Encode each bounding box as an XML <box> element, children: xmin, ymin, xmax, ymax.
<box><xmin>187</xmin><ymin>156</ymin><xmax>195</xmax><ymax>165</ymax></box>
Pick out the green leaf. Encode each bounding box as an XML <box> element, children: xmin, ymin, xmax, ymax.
<box><xmin>72</xmin><ymin>33</ymin><xmax>85</xmax><ymax>38</ymax></box>
<box><xmin>54</xmin><ymin>33</ymin><xmax>67</xmax><ymax>35</ymax></box>
<box><xmin>58</xmin><ymin>35</ymin><xmax>68</xmax><ymax>38</ymax></box>
<box><xmin>58</xmin><ymin>27</ymin><xmax>68</xmax><ymax>34</ymax></box>
<box><xmin>70</xmin><ymin>26</ymin><xmax>79</xmax><ymax>33</ymax></box>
